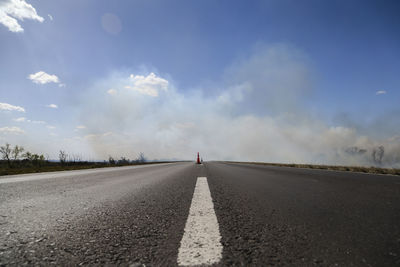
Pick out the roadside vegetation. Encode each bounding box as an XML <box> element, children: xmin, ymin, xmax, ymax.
<box><xmin>230</xmin><ymin>161</ymin><xmax>400</xmax><ymax>176</ymax></box>
<box><xmin>0</xmin><ymin>143</ymin><xmax>167</xmax><ymax>176</ymax></box>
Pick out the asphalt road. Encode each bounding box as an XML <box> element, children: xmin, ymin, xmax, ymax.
<box><xmin>0</xmin><ymin>162</ymin><xmax>399</xmax><ymax>266</ymax></box>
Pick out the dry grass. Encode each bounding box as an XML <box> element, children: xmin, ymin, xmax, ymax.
<box><xmin>227</xmin><ymin>161</ymin><xmax>400</xmax><ymax>176</ymax></box>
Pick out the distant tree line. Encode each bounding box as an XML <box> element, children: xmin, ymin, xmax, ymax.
<box><xmin>107</xmin><ymin>152</ymin><xmax>147</xmax><ymax>166</ymax></box>
<box><xmin>0</xmin><ymin>143</ymin><xmax>147</xmax><ymax>171</ymax></box>
<box><xmin>0</xmin><ymin>143</ymin><xmax>47</xmax><ymax>168</ymax></box>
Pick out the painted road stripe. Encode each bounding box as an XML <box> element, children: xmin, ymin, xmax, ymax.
<box><xmin>177</xmin><ymin>177</ymin><xmax>223</xmax><ymax>266</ymax></box>
<box><xmin>0</xmin><ymin>163</ymin><xmax>173</xmax><ymax>184</ymax></box>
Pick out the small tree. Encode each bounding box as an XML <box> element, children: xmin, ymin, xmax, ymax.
<box><xmin>108</xmin><ymin>156</ymin><xmax>115</xmax><ymax>165</ymax></box>
<box><xmin>23</xmin><ymin>151</ymin><xmax>46</xmax><ymax>168</ymax></box>
<box><xmin>117</xmin><ymin>157</ymin><xmax>129</xmax><ymax>165</ymax></box>
<box><xmin>59</xmin><ymin>150</ymin><xmax>68</xmax><ymax>165</ymax></box>
<box><xmin>24</xmin><ymin>151</ymin><xmax>33</xmax><ymax>161</ymax></box>
<box><xmin>32</xmin><ymin>154</ymin><xmax>39</xmax><ymax>166</ymax></box>
<box><xmin>12</xmin><ymin>145</ymin><xmax>24</xmax><ymax>161</ymax></box>
<box><xmin>36</xmin><ymin>154</ymin><xmax>45</xmax><ymax>167</ymax></box>
<box><xmin>0</xmin><ymin>143</ymin><xmax>12</xmax><ymax>168</ymax></box>
<box><xmin>137</xmin><ymin>152</ymin><xmax>147</xmax><ymax>163</ymax></box>
<box><xmin>72</xmin><ymin>154</ymin><xmax>82</xmax><ymax>163</ymax></box>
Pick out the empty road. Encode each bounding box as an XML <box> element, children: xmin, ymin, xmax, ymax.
<box><xmin>0</xmin><ymin>162</ymin><xmax>399</xmax><ymax>266</ymax></box>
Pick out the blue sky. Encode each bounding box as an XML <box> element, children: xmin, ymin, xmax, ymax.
<box><xmin>0</xmin><ymin>0</ymin><xmax>399</xmax><ymax>165</ymax></box>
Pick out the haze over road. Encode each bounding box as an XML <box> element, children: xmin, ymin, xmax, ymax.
<box><xmin>0</xmin><ymin>162</ymin><xmax>399</xmax><ymax>266</ymax></box>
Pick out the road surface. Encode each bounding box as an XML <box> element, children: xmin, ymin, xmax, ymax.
<box><xmin>0</xmin><ymin>162</ymin><xmax>399</xmax><ymax>266</ymax></box>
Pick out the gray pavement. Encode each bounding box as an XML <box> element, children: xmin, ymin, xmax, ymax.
<box><xmin>0</xmin><ymin>162</ymin><xmax>399</xmax><ymax>266</ymax></box>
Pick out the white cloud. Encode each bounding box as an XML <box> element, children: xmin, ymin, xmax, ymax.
<box><xmin>28</xmin><ymin>71</ymin><xmax>60</xmax><ymax>84</ymax></box>
<box><xmin>31</xmin><ymin>120</ymin><xmax>45</xmax><ymax>124</ymax></box>
<box><xmin>76</xmin><ymin>125</ymin><xmax>86</xmax><ymax>129</ymax></box>
<box><xmin>376</xmin><ymin>90</ymin><xmax>387</xmax><ymax>95</ymax></box>
<box><xmin>13</xmin><ymin>117</ymin><xmax>45</xmax><ymax>124</ymax></box>
<box><xmin>47</xmin><ymin>14</ymin><xmax>52</xmax><ymax>21</ymax></box>
<box><xmin>125</xmin><ymin>72</ymin><xmax>169</xmax><ymax>97</ymax></box>
<box><xmin>46</xmin><ymin>104</ymin><xmax>58</xmax><ymax>108</ymax></box>
<box><xmin>0</xmin><ymin>0</ymin><xmax>44</xmax><ymax>32</ymax></box>
<box><xmin>107</xmin><ymin>88</ymin><xmax>117</xmax><ymax>95</ymax></box>
<box><xmin>0</xmin><ymin>126</ymin><xmax>24</xmax><ymax>135</ymax></box>
<box><xmin>46</xmin><ymin>125</ymin><xmax>56</xmax><ymax>129</ymax></box>
<box><xmin>13</xmin><ymin>117</ymin><xmax>26</xmax><ymax>122</ymax></box>
<box><xmin>58</xmin><ymin>83</ymin><xmax>66</xmax><ymax>87</ymax></box>
<box><xmin>0</xmin><ymin>102</ymin><xmax>25</xmax><ymax>112</ymax></box>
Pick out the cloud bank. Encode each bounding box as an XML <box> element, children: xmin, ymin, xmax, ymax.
<box><xmin>71</xmin><ymin>44</ymin><xmax>400</xmax><ymax>167</ymax></box>
<box><xmin>0</xmin><ymin>0</ymin><xmax>44</xmax><ymax>32</ymax></box>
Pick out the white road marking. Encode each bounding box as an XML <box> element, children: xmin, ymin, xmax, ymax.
<box><xmin>0</xmin><ymin>163</ymin><xmax>173</xmax><ymax>184</ymax></box>
<box><xmin>177</xmin><ymin>177</ymin><xmax>223</xmax><ymax>266</ymax></box>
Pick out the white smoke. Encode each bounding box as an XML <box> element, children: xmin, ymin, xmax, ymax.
<box><xmin>3</xmin><ymin>44</ymin><xmax>395</xmax><ymax>166</ymax></box>
<box><xmin>68</xmin><ymin>44</ymin><xmax>400</xmax><ymax>167</ymax></box>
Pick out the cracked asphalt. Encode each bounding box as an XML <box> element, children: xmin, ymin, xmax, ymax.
<box><xmin>1</xmin><ymin>162</ymin><xmax>399</xmax><ymax>266</ymax></box>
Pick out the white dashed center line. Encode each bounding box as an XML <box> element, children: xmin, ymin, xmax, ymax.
<box><xmin>177</xmin><ymin>177</ymin><xmax>223</xmax><ymax>266</ymax></box>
